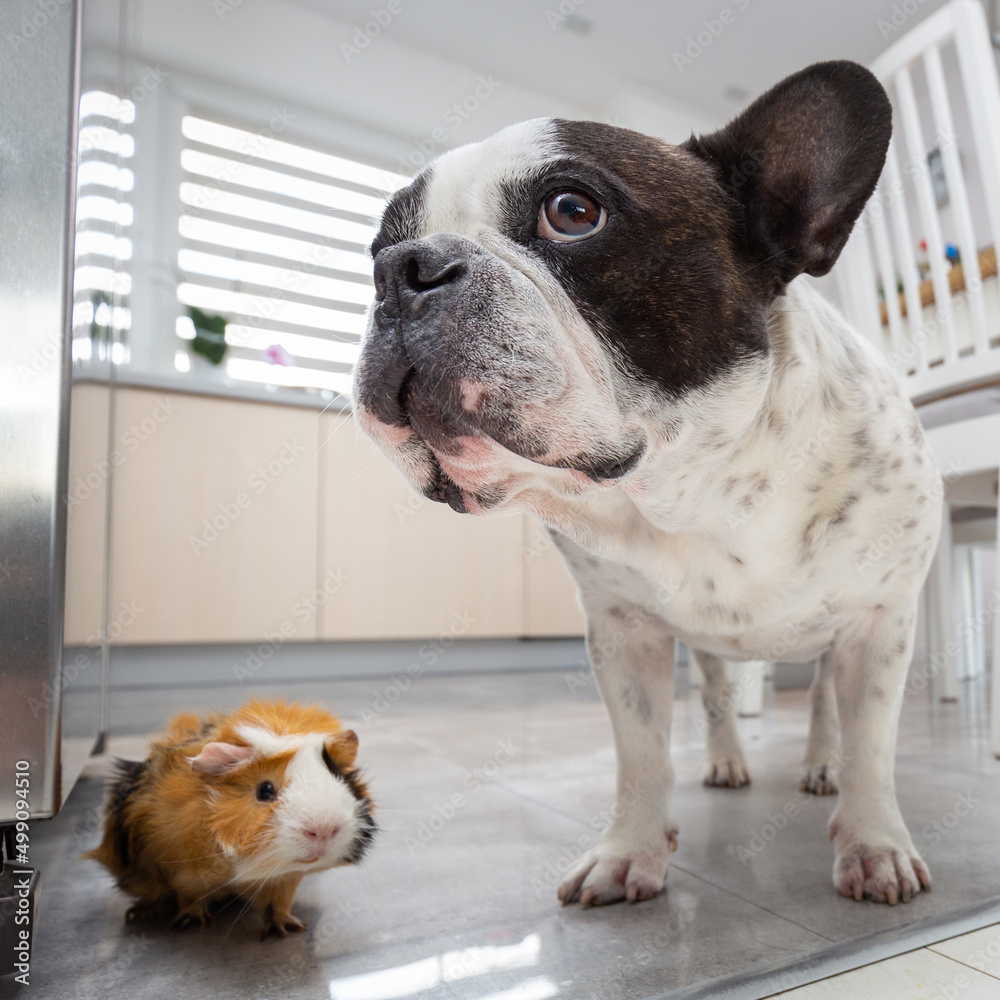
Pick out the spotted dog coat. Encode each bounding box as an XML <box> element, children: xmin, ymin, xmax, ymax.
<box><xmin>354</xmin><ymin>62</ymin><xmax>941</xmax><ymax>908</ymax></box>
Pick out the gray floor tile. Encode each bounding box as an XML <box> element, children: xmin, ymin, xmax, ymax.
<box><xmin>14</xmin><ymin>669</ymin><xmax>1000</xmax><ymax>1000</ymax></box>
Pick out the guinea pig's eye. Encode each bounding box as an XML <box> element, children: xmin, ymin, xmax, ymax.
<box><xmin>538</xmin><ymin>190</ymin><xmax>606</xmax><ymax>242</ymax></box>
<box><xmin>255</xmin><ymin>780</ymin><xmax>278</xmax><ymax>803</ymax></box>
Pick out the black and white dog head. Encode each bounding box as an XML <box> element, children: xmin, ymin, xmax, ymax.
<box><xmin>353</xmin><ymin>61</ymin><xmax>891</xmax><ymax>515</ymax></box>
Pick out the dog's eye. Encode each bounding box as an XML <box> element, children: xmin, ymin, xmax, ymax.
<box><xmin>255</xmin><ymin>780</ymin><xmax>278</xmax><ymax>802</ymax></box>
<box><xmin>538</xmin><ymin>190</ymin><xmax>606</xmax><ymax>242</ymax></box>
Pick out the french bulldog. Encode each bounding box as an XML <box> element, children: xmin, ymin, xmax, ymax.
<box><xmin>352</xmin><ymin>61</ymin><xmax>941</xmax><ymax>908</ymax></box>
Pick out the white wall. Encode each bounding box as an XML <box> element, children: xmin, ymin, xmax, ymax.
<box><xmin>79</xmin><ymin>0</ymin><xmax>722</xmax><ymax>388</ymax></box>
<box><xmin>86</xmin><ymin>0</ymin><xmax>722</xmax><ymax>170</ymax></box>
<box><xmin>604</xmin><ymin>83</ymin><xmax>722</xmax><ymax>142</ymax></box>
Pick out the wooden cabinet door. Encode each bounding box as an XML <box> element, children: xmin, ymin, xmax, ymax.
<box><xmin>109</xmin><ymin>388</ymin><xmax>320</xmax><ymax>644</ymax></box>
<box><xmin>522</xmin><ymin>517</ymin><xmax>585</xmax><ymax>637</ymax></box>
<box><xmin>318</xmin><ymin>412</ymin><xmax>524</xmax><ymax>639</ymax></box>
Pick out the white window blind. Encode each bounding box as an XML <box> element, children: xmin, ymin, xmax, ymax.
<box><xmin>73</xmin><ymin>90</ymin><xmax>135</xmax><ymax>365</ymax></box>
<box><xmin>175</xmin><ymin>114</ymin><xmax>408</xmax><ymax>396</ymax></box>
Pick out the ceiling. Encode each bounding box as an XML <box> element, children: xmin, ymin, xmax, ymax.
<box><xmin>297</xmin><ymin>0</ymin><xmax>958</xmax><ymax>119</ymax></box>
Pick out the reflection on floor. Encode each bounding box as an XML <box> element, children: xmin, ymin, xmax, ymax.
<box><xmin>17</xmin><ymin>667</ymin><xmax>1000</xmax><ymax>1000</ymax></box>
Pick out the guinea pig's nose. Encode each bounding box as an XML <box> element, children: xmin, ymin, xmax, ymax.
<box><xmin>304</xmin><ymin>824</ymin><xmax>340</xmax><ymax>842</ymax></box>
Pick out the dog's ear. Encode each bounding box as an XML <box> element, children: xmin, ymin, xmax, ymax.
<box><xmin>683</xmin><ymin>61</ymin><xmax>891</xmax><ymax>286</ymax></box>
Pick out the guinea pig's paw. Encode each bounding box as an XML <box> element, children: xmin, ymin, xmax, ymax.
<box><xmin>799</xmin><ymin>763</ymin><xmax>838</xmax><ymax>796</ymax></box>
<box><xmin>124</xmin><ymin>898</ymin><xmax>173</xmax><ymax>924</ymax></box>
<box><xmin>261</xmin><ymin>906</ymin><xmax>307</xmax><ymax>941</ymax></box>
<box><xmin>703</xmin><ymin>752</ymin><xmax>751</xmax><ymax>788</ymax></box>
<box><xmin>556</xmin><ymin>821</ymin><xmax>677</xmax><ymax>907</ymax></box>
<box><xmin>170</xmin><ymin>906</ymin><xmax>214</xmax><ymax>932</ymax></box>
<box><xmin>830</xmin><ymin>818</ymin><xmax>931</xmax><ymax>905</ymax></box>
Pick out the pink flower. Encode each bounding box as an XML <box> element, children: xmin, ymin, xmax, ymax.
<box><xmin>263</xmin><ymin>343</ymin><xmax>293</xmax><ymax>367</ymax></box>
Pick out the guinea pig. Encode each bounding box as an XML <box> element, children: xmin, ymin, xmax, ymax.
<box><xmin>84</xmin><ymin>698</ymin><xmax>376</xmax><ymax>939</ymax></box>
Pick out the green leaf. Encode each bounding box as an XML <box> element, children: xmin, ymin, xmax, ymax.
<box><xmin>188</xmin><ymin>306</ymin><xmax>227</xmax><ymax>336</ymax></box>
<box><xmin>187</xmin><ymin>306</ymin><xmax>229</xmax><ymax>365</ymax></box>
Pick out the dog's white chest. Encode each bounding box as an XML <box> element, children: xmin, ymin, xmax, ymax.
<box><xmin>546</xmin><ymin>282</ymin><xmax>941</xmax><ymax>664</ymax></box>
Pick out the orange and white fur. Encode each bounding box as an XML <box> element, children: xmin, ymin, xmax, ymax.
<box><xmin>85</xmin><ymin>699</ymin><xmax>375</xmax><ymax>939</ymax></box>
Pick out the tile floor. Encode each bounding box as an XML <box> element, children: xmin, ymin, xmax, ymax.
<box><xmin>9</xmin><ymin>666</ymin><xmax>1000</xmax><ymax>1000</ymax></box>
<box><xmin>775</xmin><ymin>926</ymin><xmax>1000</xmax><ymax>999</ymax></box>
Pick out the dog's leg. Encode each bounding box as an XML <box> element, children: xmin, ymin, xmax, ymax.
<box><xmin>557</xmin><ymin>605</ymin><xmax>677</xmax><ymax>907</ymax></box>
<box><xmin>800</xmin><ymin>653</ymin><xmax>841</xmax><ymax>795</ymax></box>
<box><xmin>693</xmin><ymin>649</ymin><xmax>751</xmax><ymax>788</ymax></box>
<box><xmin>827</xmin><ymin>607</ymin><xmax>930</xmax><ymax>904</ymax></box>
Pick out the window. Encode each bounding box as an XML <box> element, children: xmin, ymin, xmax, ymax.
<box><xmin>175</xmin><ymin>115</ymin><xmax>408</xmax><ymax>396</ymax></box>
<box><xmin>73</xmin><ymin>90</ymin><xmax>135</xmax><ymax>366</ymax></box>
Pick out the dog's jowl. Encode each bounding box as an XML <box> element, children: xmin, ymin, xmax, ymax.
<box><xmin>354</xmin><ymin>62</ymin><xmax>940</xmax><ymax>908</ymax></box>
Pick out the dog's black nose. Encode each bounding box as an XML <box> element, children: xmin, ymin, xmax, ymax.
<box><xmin>373</xmin><ymin>241</ymin><xmax>467</xmax><ymax>316</ymax></box>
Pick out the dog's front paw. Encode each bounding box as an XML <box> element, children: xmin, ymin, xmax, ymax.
<box><xmin>557</xmin><ymin>824</ymin><xmax>677</xmax><ymax>907</ymax></box>
<box><xmin>831</xmin><ymin>821</ymin><xmax>931</xmax><ymax>904</ymax></box>
<box><xmin>703</xmin><ymin>753</ymin><xmax>750</xmax><ymax>788</ymax></box>
<box><xmin>800</xmin><ymin>763</ymin><xmax>838</xmax><ymax>796</ymax></box>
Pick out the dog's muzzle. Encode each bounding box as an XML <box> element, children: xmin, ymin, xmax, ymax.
<box><xmin>353</xmin><ymin>235</ymin><xmax>647</xmax><ymax>506</ymax></box>
<box><xmin>356</xmin><ymin>239</ymin><xmax>469</xmax><ymax>430</ymax></box>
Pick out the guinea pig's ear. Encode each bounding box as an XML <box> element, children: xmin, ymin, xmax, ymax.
<box><xmin>324</xmin><ymin>730</ymin><xmax>359</xmax><ymax>769</ymax></box>
<box><xmin>188</xmin><ymin>742</ymin><xmax>254</xmax><ymax>775</ymax></box>
<box><xmin>683</xmin><ymin>60</ymin><xmax>891</xmax><ymax>285</ymax></box>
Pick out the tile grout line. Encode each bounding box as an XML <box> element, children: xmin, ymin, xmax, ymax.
<box><xmin>666</xmin><ymin>862</ymin><xmax>838</xmax><ymax>944</ymax></box>
<box><xmin>767</xmin><ymin>947</ymin><xmax>1000</xmax><ymax>999</ymax></box>
<box><xmin>649</xmin><ymin>895</ymin><xmax>1000</xmax><ymax>1000</ymax></box>
<box><xmin>926</xmin><ymin>940</ymin><xmax>1000</xmax><ymax>983</ymax></box>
